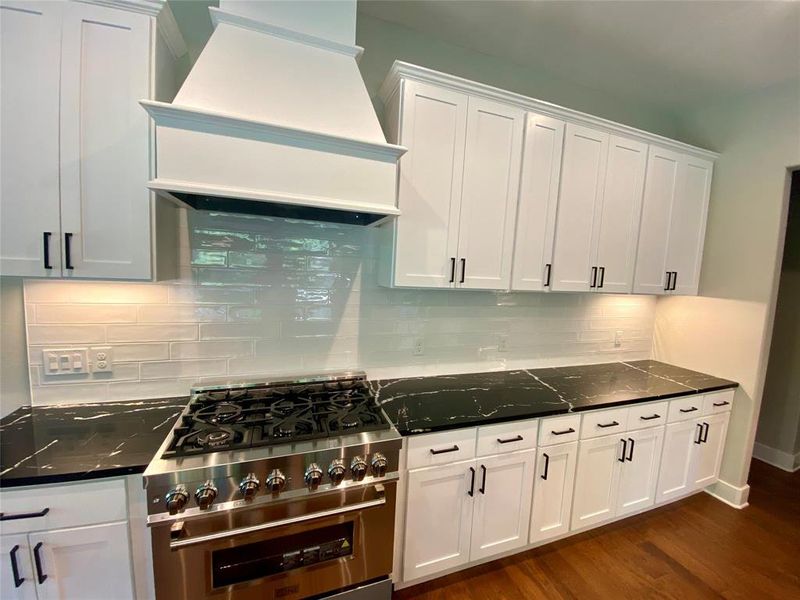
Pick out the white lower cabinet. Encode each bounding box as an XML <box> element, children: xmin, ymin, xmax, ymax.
<box><xmin>571</xmin><ymin>434</ymin><xmax>625</xmax><ymax>531</ymax></box>
<box><xmin>529</xmin><ymin>442</ymin><xmax>577</xmax><ymax>544</ymax></box>
<box><xmin>691</xmin><ymin>412</ymin><xmax>730</xmax><ymax>489</ymax></box>
<box><xmin>0</xmin><ymin>534</ymin><xmax>37</xmax><ymax>600</ymax></box>
<box><xmin>616</xmin><ymin>427</ymin><xmax>665</xmax><ymax>517</ymax></box>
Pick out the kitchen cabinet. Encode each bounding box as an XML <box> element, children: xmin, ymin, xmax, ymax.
<box><xmin>510</xmin><ymin>113</ymin><xmax>565</xmax><ymax>291</ymax></box>
<box><xmin>0</xmin><ymin>534</ymin><xmax>37</xmax><ymax>600</ymax></box>
<box><xmin>380</xmin><ymin>79</ymin><xmax>524</xmax><ymax>290</ymax></box>
<box><xmin>616</xmin><ymin>426</ymin><xmax>665</xmax><ymax>517</ymax></box>
<box><xmin>469</xmin><ymin>450</ymin><xmax>535</xmax><ymax>560</ymax></box>
<box><xmin>529</xmin><ymin>442</ymin><xmax>577</xmax><ymax>544</ymax></box>
<box><xmin>634</xmin><ymin>146</ymin><xmax>713</xmax><ymax>295</ymax></box>
<box><xmin>691</xmin><ymin>412</ymin><xmax>729</xmax><ymax>489</ymax></box>
<box><xmin>0</xmin><ymin>0</ymin><xmax>178</xmax><ymax>280</ymax></box>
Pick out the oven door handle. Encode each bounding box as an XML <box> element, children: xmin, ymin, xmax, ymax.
<box><xmin>169</xmin><ymin>486</ymin><xmax>386</xmax><ymax>550</ymax></box>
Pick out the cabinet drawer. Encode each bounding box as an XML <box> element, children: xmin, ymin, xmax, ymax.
<box><xmin>580</xmin><ymin>407</ymin><xmax>629</xmax><ymax>439</ymax></box>
<box><xmin>407</xmin><ymin>428</ymin><xmax>477</xmax><ymax>469</ymax></box>
<box><xmin>539</xmin><ymin>414</ymin><xmax>581</xmax><ymax>446</ymax></box>
<box><xmin>703</xmin><ymin>390</ymin><xmax>734</xmax><ymax>415</ymax></box>
<box><xmin>628</xmin><ymin>401</ymin><xmax>668</xmax><ymax>429</ymax></box>
<box><xmin>0</xmin><ymin>478</ymin><xmax>127</xmax><ymax>535</ymax></box>
<box><xmin>667</xmin><ymin>395</ymin><xmax>704</xmax><ymax>423</ymax></box>
<box><xmin>476</xmin><ymin>419</ymin><xmax>538</xmax><ymax>457</ymax></box>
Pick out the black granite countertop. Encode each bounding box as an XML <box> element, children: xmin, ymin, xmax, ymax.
<box><xmin>0</xmin><ymin>398</ymin><xmax>186</xmax><ymax>488</ymax></box>
<box><xmin>371</xmin><ymin>360</ymin><xmax>737</xmax><ymax>436</ymax></box>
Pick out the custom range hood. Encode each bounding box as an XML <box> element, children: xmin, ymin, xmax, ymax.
<box><xmin>141</xmin><ymin>0</ymin><xmax>405</xmax><ymax>225</ymax></box>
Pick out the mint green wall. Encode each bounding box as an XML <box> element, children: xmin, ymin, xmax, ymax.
<box><xmin>1</xmin><ymin>277</ymin><xmax>30</xmax><ymax>417</ymax></box>
<box><xmin>356</xmin><ymin>13</ymin><xmax>681</xmax><ymax>140</ymax></box>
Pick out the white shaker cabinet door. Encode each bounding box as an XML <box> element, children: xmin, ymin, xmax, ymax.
<box><xmin>529</xmin><ymin>441</ymin><xmax>577</xmax><ymax>544</ymax></box>
<box><xmin>633</xmin><ymin>145</ymin><xmax>682</xmax><ymax>295</ymax></box>
<box><xmin>594</xmin><ymin>135</ymin><xmax>648</xmax><ymax>293</ymax></box>
<box><xmin>0</xmin><ymin>1</ymin><xmax>63</xmax><ymax>277</ymax></box>
<box><xmin>456</xmin><ymin>97</ymin><xmax>524</xmax><ymax>290</ymax></box>
<box><xmin>393</xmin><ymin>81</ymin><xmax>467</xmax><ymax>288</ymax></box>
<box><xmin>28</xmin><ymin>521</ymin><xmax>134</xmax><ymax>600</ymax></box>
<box><xmin>510</xmin><ymin>113</ymin><xmax>565</xmax><ymax>291</ymax></box>
<box><xmin>691</xmin><ymin>412</ymin><xmax>729</xmax><ymax>490</ymax></box>
<box><xmin>616</xmin><ymin>426</ymin><xmax>664</xmax><ymax>517</ymax></box>
<box><xmin>550</xmin><ymin>123</ymin><xmax>609</xmax><ymax>292</ymax></box>
<box><xmin>403</xmin><ymin>462</ymin><xmax>475</xmax><ymax>582</ymax></box>
<box><xmin>666</xmin><ymin>156</ymin><xmax>713</xmax><ymax>295</ymax></box>
<box><xmin>58</xmin><ymin>2</ymin><xmax>152</xmax><ymax>280</ymax></box>
<box><xmin>571</xmin><ymin>434</ymin><xmax>624</xmax><ymax>531</ymax></box>
<box><xmin>470</xmin><ymin>450</ymin><xmax>535</xmax><ymax>561</ymax></box>
<box><xmin>656</xmin><ymin>419</ymin><xmax>699</xmax><ymax>504</ymax></box>
<box><xmin>0</xmin><ymin>534</ymin><xmax>37</xmax><ymax>600</ymax></box>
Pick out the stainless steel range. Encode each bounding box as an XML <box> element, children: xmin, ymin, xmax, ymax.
<box><xmin>143</xmin><ymin>372</ymin><xmax>401</xmax><ymax>600</ymax></box>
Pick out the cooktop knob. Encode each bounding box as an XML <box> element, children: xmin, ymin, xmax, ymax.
<box><xmin>239</xmin><ymin>473</ymin><xmax>260</xmax><ymax>501</ymax></box>
<box><xmin>165</xmin><ymin>485</ymin><xmax>188</xmax><ymax>515</ymax></box>
<box><xmin>195</xmin><ymin>481</ymin><xmax>218</xmax><ymax>510</ymax></box>
<box><xmin>266</xmin><ymin>469</ymin><xmax>286</xmax><ymax>494</ymax></box>
<box><xmin>304</xmin><ymin>463</ymin><xmax>323</xmax><ymax>490</ymax></box>
<box><xmin>371</xmin><ymin>452</ymin><xmax>388</xmax><ymax>478</ymax></box>
<box><xmin>328</xmin><ymin>459</ymin><xmax>346</xmax><ymax>486</ymax></box>
<box><xmin>350</xmin><ymin>456</ymin><xmax>368</xmax><ymax>481</ymax></box>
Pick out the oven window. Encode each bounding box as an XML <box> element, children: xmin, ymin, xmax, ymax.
<box><xmin>212</xmin><ymin>522</ymin><xmax>354</xmax><ymax>588</ymax></box>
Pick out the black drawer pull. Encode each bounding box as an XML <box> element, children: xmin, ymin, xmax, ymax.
<box><xmin>479</xmin><ymin>465</ymin><xmax>487</xmax><ymax>494</ymax></box>
<box><xmin>544</xmin><ymin>263</ymin><xmax>552</xmax><ymax>287</ymax></box>
<box><xmin>597</xmin><ymin>420</ymin><xmax>620</xmax><ymax>428</ymax></box>
<box><xmin>33</xmin><ymin>542</ymin><xmax>47</xmax><ymax>584</ymax></box>
<box><xmin>598</xmin><ymin>266</ymin><xmax>605</xmax><ymax>288</ymax></box>
<box><xmin>694</xmin><ymin>423</ymin><xmax>703</xmax><ymax>444</ymax></box>
<box><xmin>712</xmin><ymin>401</ymin><xmax>730</xmax><ymax>407</ymax></box>
<box><xmin>468</xmin><ymin>466</ymin><xmax>475</xmax><ymax>497</ymax></box>
<box><xmin>0</xmin><ymin>507</ymin><xmax>50</xmax><ymax>521</ymax></box>
<box><xmin>701</xmin><ymin>422</ymin><xmax>710</xmax><ymax>443</ymax></box>
<box><xmin>541</xmin><ymin>453</ymin><xmax>550</xmax><ymax>480</ymax></box>
<box><xmin>460</xmin><ymin>258</ymin><xmax>466</xmax><ymax>283</ymax></box>
<box><xmin>618</xmin><ymin>438</ymin><xmax>627</xmax><ymax>463</ymax></box>
<box><xmin>551</xmin><ymin>427</ymin><xmax>575</xmax><ymax>436</ymax></box>
<box><xmin>640</xmin><ymin>414</ymin><xmax>661</xmax><ymax>421</ymax></box>
<box><xmin>430</xmin><ymin>445</ymin><xmax>459</xmax><ymax>455</ymax></box>
<box><xmin>497</xmin><ymin>435</ymin><xmax>523</xmax><ymax>444</ymax></box>
<box><xmin>43</xmin><ymin>232</ymin><xmax>52</xmax><ymax>270</ymax></box>
<box><xmin>9</xmin><ymin>545</ymin><xmax>24</xmax><ymax>588</ymax></box>
<box><xmin>449</xmin><ymin>257</ymin><xmax>456</xmax><ymax>283</ymax></box>
<box><xmin>627</xmin><ymin>437</ymin><xmax>635</xmax><ymax>461</ymax></box>
<box><xmin>671</xmin><ymin>271</ymin><xmax>678</xmax><ymax>291</ymax></box>
<box><xmin>590</xmin><ymin>266</ymin><xmax>598</xmax><ymax>288</ymax></box>
<box><xmin>679</xmin><ymin>407</ymin><xmax>698</xmax><ymax>413</ymax></box>
<box><xmin>64</xmin><ymin>232</ymin><xmax>74</xmax><ymax>270</ymax></box>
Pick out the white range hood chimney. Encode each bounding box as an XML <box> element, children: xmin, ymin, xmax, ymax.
<box><xmin>141</xmin><ymin>0</ymin><xmax>405</xmax><ymax>225</ymax></box>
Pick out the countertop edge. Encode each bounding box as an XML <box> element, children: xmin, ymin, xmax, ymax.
<box><xmin>0</xmin><ymin>465</ymin><xmax>147</xmax><ymax>489</ymax></box>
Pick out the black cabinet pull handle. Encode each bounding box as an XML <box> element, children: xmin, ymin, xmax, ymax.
<box><xmin>468</xmin><ymin>466</ymin><xmax>475</xmax><ymax>497</ymax></box>
<box><xmin>479</xmin><ymin>465</ymin><xmax>487</xmax><ymax>494</ymax></box>
<box><xmin>551</xmin><ymin>427</ymin><xmax>575</xmax><ymax>436</ymax></box>
<box><xmin>544</xmin><ymin>263</ymin><xmax>552</xmax><ymax>287</ymax></box>
<box><xmin>460</xmin><ymin>258</ymin><xmax>466</xmax><ymax>283</ymax></box>
<box><xmin>430</xmin><ymin>445</ymin><xmax>459</xmax><ymax>455</ymax></box>
<box><xmin>640</xmin><ymin>414</ymin><xmax>661</xmax><ymax>421</ymax></box>
<box><xmin>597</xmin><ymin>420</ymin><xmax>620</xmax><ymax>429</ymax></box>
<box><xmin>618</xmin><ymin>438</ymin><xmax>627</xmax><ymax>462</ymax></box>
<box><xmin>541</xmin><ymin>453</ymin><xmax>550</xmax><ymax>480</ymax></box>
<box><xmin>33</xmin><ymin>542</ymin><xmax>47</xmax><ymax>584</ymax></box>
<box><xmin>9</xmin><ymin>545</ymin><xmax>24</xmax><ymax>588</ymax></box>
<box><xmin>664</xmin><ymin>271</ymin><xmax>671</xmax><ymax>291</ymax></box>
<box><xmin>679</xmin><ymin>407</ymin><xmax>698</xmax><ymax>413</ymax></box>
<box><xmin>42</xmin><ymin>232</ymin><xmax>52</xmax><ymax>270</ymax></box>
<box><xmin>694</xmin><ymin>423</ymin><xmax>703</xmax><ymax>444</ymax></box>
<box><xmin>701</xmin><ymin>422</ymin><xmax>710</xmax><ymax>443</ymax></box>
<box><xmin>0</xmin><ymin>507</ymin><xmax>50</xmax><ymax>521</ymax></box>
<box><xmin>497</xmin><ymin>435</ymin><xmax>523</xmax><ymax>444</ymax></box>
<box><xmin>598</xmin><ymin>266</ymin><xmax>605</xmax><ymax>288</ymax></box>
<box><xmin>712</xmin><ymin>401</ymin><xmax>730</xmax><ymax>407</ymax></box>
<box><xmin>64</xmin><ymin>232</ymin><xmax>74</xmax><ymax>270</ymax></box>
<box><xmin>671</xmin><ymin>271</ymin><xmax>678</xmax><ymax>291</ymax></box>
<box><xmin>590</xmin><ymin>266</ymin><xmax>598</xmax><ymax>288</ymax></box>
<box><xmin>627</xmin><ymin>437</ymin><xmax>635</xmax><ymax>461</ymax></box>
<box><xmin>449</xmin><ymin>257</ymin><xmax>456</xmax><ymax>283</ymax></box>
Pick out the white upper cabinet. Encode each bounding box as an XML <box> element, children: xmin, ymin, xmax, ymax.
<box><xmin>634</xmin><ymin>147</ymin><xmax>713</xmax><ymax>295</ymax></box>
<box><xmin>390</xmin><ymin>81</ymin><xmax>467</xmax><ymax>288</ymax></box>
<box><xmin>510</xmin><ymin>113</ymin><xmax>565</xmax><ymax>291</ymax></box>
<box><xmin>0</xmin><ymin>1</ymin><xmax>63</xmax><ymax>277</ymax></box>
<box><xmin>59</xmin><ymin>2</ymin><xmax>152</xmax><ymax>279</ymax></box>
<box><xmin>550</xmin><ymin>124</ymin><xmax>609</xmax><ymax>292</ymax></box>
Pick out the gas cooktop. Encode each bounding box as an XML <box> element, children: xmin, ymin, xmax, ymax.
<box><xmin>162</xmin><ymin>375</ymin><xmax>391</xmax><ymax>458</ymax></box>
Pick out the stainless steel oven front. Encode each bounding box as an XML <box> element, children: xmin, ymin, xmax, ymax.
<box><xmin>150</xmin><ymin>481</ymin><xmax>396</xmax><ymax>600</ymax></box>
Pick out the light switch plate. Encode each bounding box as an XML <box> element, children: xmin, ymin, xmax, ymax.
<box><xmin>42</xmin><ymin>348</ymin><xmax>89</xmax><ymax>375</ymax></box>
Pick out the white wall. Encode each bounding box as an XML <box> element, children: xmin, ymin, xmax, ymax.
<box><xmin>653</xmin><ymin>79</ymin><xmax>800</xmax><ymax>502</ymax></box>
<box><xmin>23</xmin><ymin>210</ymin><xmax>656</xmax><ymax>404</ymax></box>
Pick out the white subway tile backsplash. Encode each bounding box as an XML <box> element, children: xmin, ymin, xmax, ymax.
<box><xmin>24</xmin><ymin>213</ymin><xmax>656</xmax><ymax>404</ymax></box>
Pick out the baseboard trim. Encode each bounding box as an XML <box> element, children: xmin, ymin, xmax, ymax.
<box><xmin>752</xmin><ymin>442</ymin><xmax>800</xmax><ymax>472</ymax></box>
<box><xmin>705</xmin><ymin>478</ymin><xmax>750</xmax><ymax>509</ymax></box>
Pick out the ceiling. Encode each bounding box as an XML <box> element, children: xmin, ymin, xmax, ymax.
<box><xmin>168</xmin><ymin>0</ymin><xmax>799</xmax><ymax>111</ymax></box>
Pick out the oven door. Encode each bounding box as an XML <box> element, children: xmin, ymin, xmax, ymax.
<box><xmin>151</xmin><ymin>482</ymin><xmax>396</xmax><ymax>600</ymax></box>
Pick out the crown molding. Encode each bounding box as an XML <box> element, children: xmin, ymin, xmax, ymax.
<box><xmin>73</xmin><ymin>0</ymin><xmax>166</xmax><ymax>17</ymax></box>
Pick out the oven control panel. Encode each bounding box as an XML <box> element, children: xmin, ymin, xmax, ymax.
<box><xmin>281</xmin><ymin>537</ymin><xmax>352</xmax><ymax>571</ymax></box>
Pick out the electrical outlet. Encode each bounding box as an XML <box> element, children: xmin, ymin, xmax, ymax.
<box><xmin>497</xmin><ymin>335</ymin><xmax>509</xmax><ymax>352</ymax></box>
<box><xmin>412</xmin><ymin>338</ymin><xmax>424</xmax><ymax>356</ymax></box>
<box><xmin>614</xmin><ymin>330</ymin><xmax>623</xmax><ymax>348</ymax></box>
<box><xmin>90</xmin><ymin>346</ymin><xmax>114</xmax><ymax>373</ymax></box>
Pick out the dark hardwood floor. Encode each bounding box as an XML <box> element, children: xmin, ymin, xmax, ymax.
<box><xmin>393</xmin><ymin>459</ymin><xmax>800</xmax><ymax>599</ymax></box>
